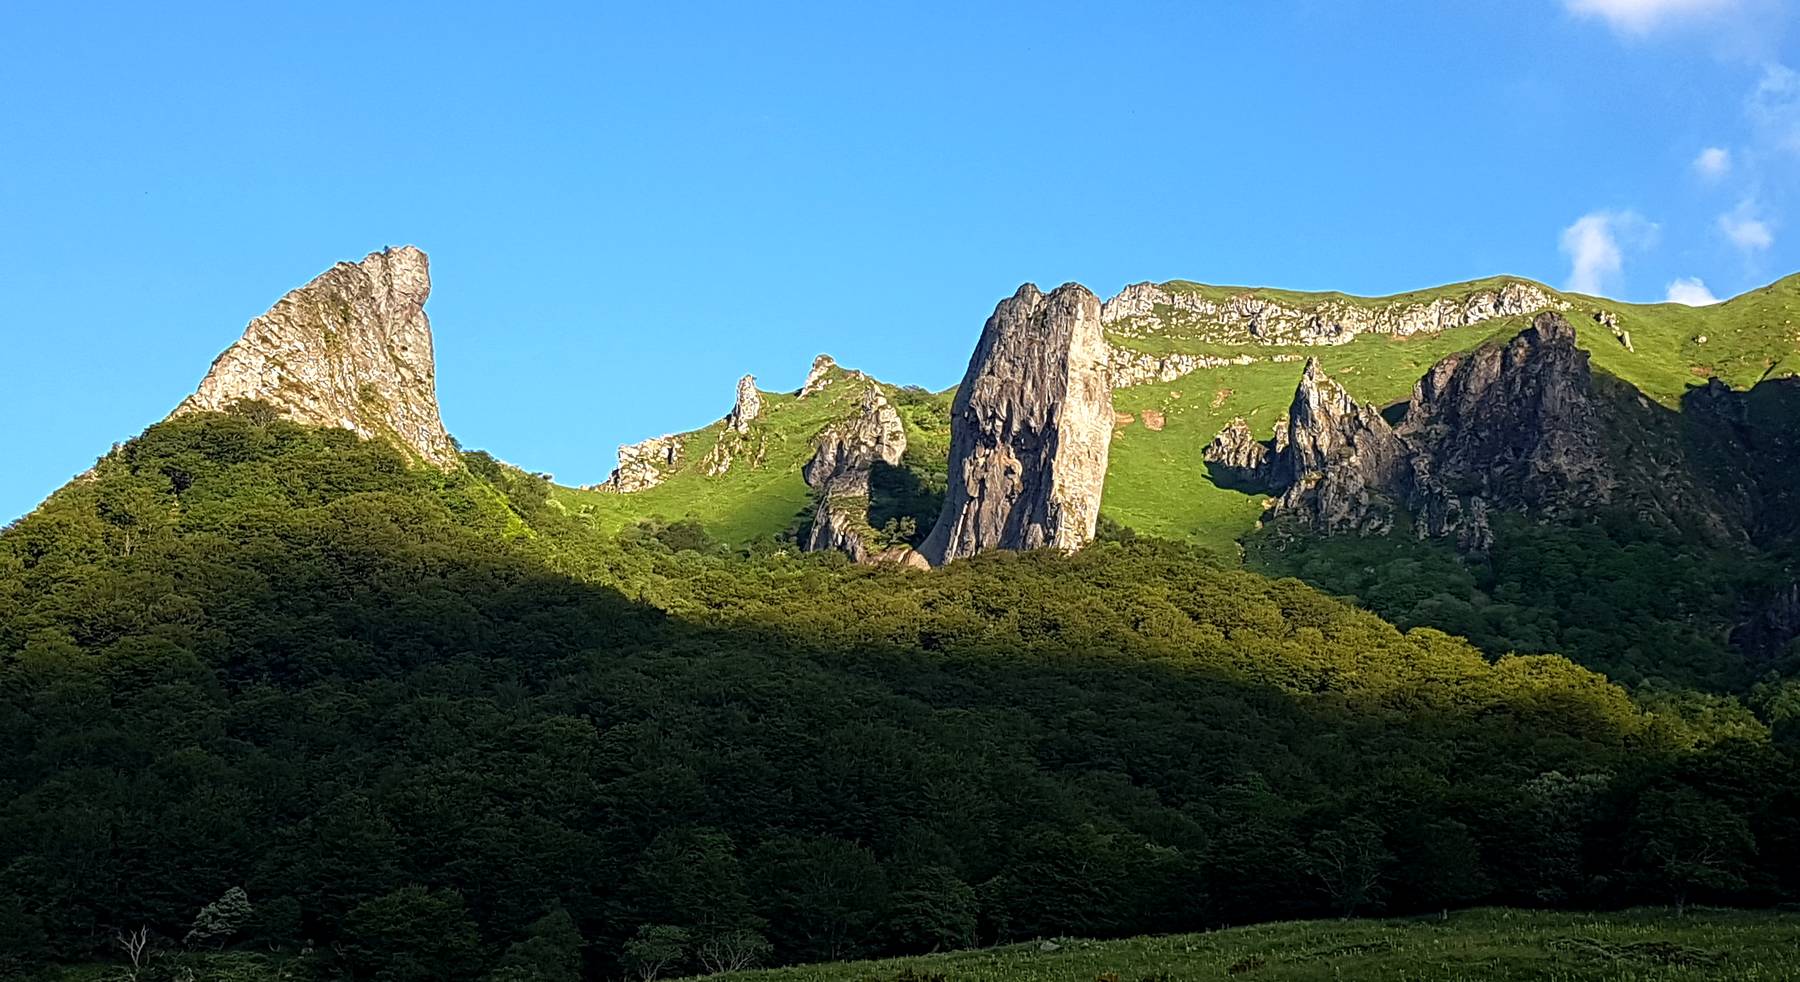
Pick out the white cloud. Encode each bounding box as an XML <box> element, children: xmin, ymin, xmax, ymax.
<box><xmin>1565</xmin><ymin>0</ymin><xmax>1738</xmax><ymax>34</ymax></box>
<box><xmin>1748</xmin><ymin>62</ymin><xmax>1800</xmax><ymax>154</ymax></box>
<box><xmin>1560</xmin><ymin>210</ymin><xmax>1657</xmax><ymax>295</ymax></box>
<box><xmin>1693</xmin><ymin>146</ymin><xmax>1732</xmax><ymax>178</ymax></box>
<box><xmin>1665</xmin><ymin>276</ymin><xmax>1722</xmax><ymax>304</ymax></box>
<box><xmin>1718</xmin><ymin>200</ymin><xmax>1775</xmax><ymax>250</ymax></box>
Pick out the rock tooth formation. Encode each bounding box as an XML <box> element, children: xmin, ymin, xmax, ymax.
<box><xmin>173</xmin><ymin>246</ymin><xmax>458</xmax><ymax>468</ymax></box>
<box><xmin>726</xmin><ymin>374</ymin><xmax>763</xmax><ymax>434</ymax></box>
<box><xmin>919</xmin><ymin>283</ymin><xmax>1114</xmax><ymax>566</ymax></box>
<box><xmin>1204</xmin><ymin>313</ymin><xmax>1629</xmax><ymax>550</ymax></box>
<box><xmin>801</xmin><ymin>387</ymin><xmax>922</xmax><ymax>566</ymax></box>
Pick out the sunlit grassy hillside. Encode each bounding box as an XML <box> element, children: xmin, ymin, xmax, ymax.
<box><xmin>549</xmin><ymin>274</ymin><xmax>1800</xmax><ymax>553</ymax></box>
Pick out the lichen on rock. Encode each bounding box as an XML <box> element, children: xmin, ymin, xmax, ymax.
<box><xmin>173</xmin><ymin>246</ymin><xmax>458</xmax><ymax>468</ymax></box>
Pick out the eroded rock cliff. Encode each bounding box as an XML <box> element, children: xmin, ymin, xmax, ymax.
<box><xmin>801</xmin><ymin>387</ymin><xmax>924</xmax><ymax>565</ymax></box>
<box><xmin>1103</xmin><ymin>279</ymin><xmax>1566</xmax><ymax>348</ymax></box>
<box><xmin>173</xmin><ymin>246</ymin><xmax>458</xmax><ymax>467</ymax></box>
<box><xmin>1204</xmin><ymin>312</ymin><xmax>1653</xmax><ymax>550</ymax></box>
<box><xmin>919</xmin><ymin>283</ymin><xmax>1113</xmax><ymax>566</ymax></box>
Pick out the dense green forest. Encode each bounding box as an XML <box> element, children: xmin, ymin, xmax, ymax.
<box><xmin>5</xmin><ymin>408</ymin><xmax>1800</xmax><ymax>981</ymax></box>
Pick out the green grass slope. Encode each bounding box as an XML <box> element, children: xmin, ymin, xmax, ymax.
<box><xmin>691</xmin><ymin>909</ymin><xmax>1800</xmax><ymax>982</ymax></box>
<box><xmin>548</xmin><ymin>367</ymin><xmax>954</xmax><ymax>547</ymax></box>
<box><xmin>543</xmin><ymin>274</ymin><xmax>1800</xmax><ymax>554</ymax></box>
<box><xmin>1102</xmin><ymin>273</ymin><xmax>1800</xmax><ymax>552</ymax></box>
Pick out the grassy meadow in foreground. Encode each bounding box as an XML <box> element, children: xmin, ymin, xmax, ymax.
<box><xmin>690</xmin><ymin>908</ymin><xmax>1800</xmax><ymax>982</ymax></box>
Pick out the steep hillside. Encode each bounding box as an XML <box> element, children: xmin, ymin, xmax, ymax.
<box><xmin>549</xmin><ymin>363</ymin><xmax>954</xmax><ymax>547</ymax></box>
<box><xmin>563</xmin><ymin>274</ymin><xmax>1799</xmax><ymax>555</ymax></box>
<box><xmin>1103</xmin><ymin>273</ymin><xmax>1800</xmax><ymax>549</ymax></box>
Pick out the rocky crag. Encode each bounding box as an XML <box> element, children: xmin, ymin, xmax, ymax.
<box><xmin>1103</xmin><ymin>279</ymin><xmax>1566</xmax><ymax>348</ymax></box>
<box><xmin>173</xmin><ymin>246</ymin><xmax>459</xmax><ymax>468</ymax></box>
<box><xmin>1206</xmin><ymin>312</ymin><xmax>1706</xmax><ymax>550</ymax></box>
<box><xmin>919</xmin><ymin>283</ymin><xmax>1114</xmax><ymax>566</ymax></box>
<box><xmin>801</xmin><ymin>386</ymin><xmax>924</xmax><ymax>566</ymax></box>
<box><xmin>598</xmin><ymin>435</ymin><xmax>685</xmax><ymax>492</ymax></box>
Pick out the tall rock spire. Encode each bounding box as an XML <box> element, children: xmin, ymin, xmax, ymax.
<box><xmin>919</xmin><ymin>282</ymin><xmax>1114</xmax><ymax>566</ymax></box>
<box><xmin>173</xmin><ymin>246</ymin><xmax>459</xmax><ymax>468</ymax></box>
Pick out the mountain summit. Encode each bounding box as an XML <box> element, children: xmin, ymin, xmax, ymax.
<box><xmin>172</xmin><ymin>246</ymin><xmax>458</xmax><ymax>468</ymax></box>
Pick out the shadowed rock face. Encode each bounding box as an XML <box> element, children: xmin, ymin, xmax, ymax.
<box><xmin>803</xmin><ymin>388</ymin><xmax>906</xmax><ymax>497</ymax></box>
<box><xmin>174</xmin><ymin>246</ymin><xmax>458</xmax><ymax>468</ymax></box>
<box><xmin>919</xmin><ymin>283</ymin><xmax>1113</xmax><ymax>566</ymax></box>
<box><xmin>1204</xmin><ymin>313</ymin><xmax>1633</xmax><ymax>550</ymax></box>
<box><xmin>802</xmin><ymin>387</ymin><xmax>915</xmax><ymax>564</ymax></box>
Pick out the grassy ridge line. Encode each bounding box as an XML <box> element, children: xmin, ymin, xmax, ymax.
<box><xmin>688</xmin><ymin>908</ymin><xmax>1800</xmax><ymax>982</ymax></box>
<box><xmin>548</xmin><ymin>274</ymin><xmax>1800</xmax><ymax>551</ymax></box>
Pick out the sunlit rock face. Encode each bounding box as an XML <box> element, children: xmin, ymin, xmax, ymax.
<box><xmin>174</xmin><ymin>246</ymin><xmax>458</xmax><ymax>468</ymax></box>
<box><xmin>920</xmin><ymin>282</ymin><xmax>1114</xmax><ymax>566</ymax></box>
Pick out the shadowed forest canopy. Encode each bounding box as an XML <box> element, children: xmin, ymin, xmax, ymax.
<box><xmin>4</xmin><ymin>409</ymin><xmax>1800</xmax><ymax>980</ymax></box>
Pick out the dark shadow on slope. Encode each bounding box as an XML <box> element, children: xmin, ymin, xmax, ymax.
<box><xmin>6</xmin><ymin>411</ymin><xmax>1800</xmax><ymax>980</ymax></box>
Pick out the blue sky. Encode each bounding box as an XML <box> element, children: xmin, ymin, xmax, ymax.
<box><xmin>2</xmin><ymin>0</ymin><xmax>1796</xmax><ymax>521</ymax></box>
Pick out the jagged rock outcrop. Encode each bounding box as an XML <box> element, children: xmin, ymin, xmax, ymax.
<box><xmin>1203</xmin><ymin>313</ymin><xmax>1622</xmax><ymax>550</ymax></box>
<box><xmin>1203</xmin><ymin>417</ymin><xmax>1272</xmax><ymax>485</ymax></box>
<box><xmin>798</xmin><ymin>355</ymin><xmax>837</xmax><ymax>397</ymax></box>
<box><xmin>1107</xmin><ymin>348</ymin><xmax>1256</xmax><ymax>388</ymax></box>
<box><xmin>173</xmin><ymin>246</ymin><xmax>458</xmax><ymax>467</ymax></box>
<box><xmin>1102</xmin><ymin>279</ymin><xmax>1566</xmax><ymax>348</ymax></box>
<box><xmin>919</xmin><ymin>283</ymin><xmax>1114</xmax><ymax>566</ymax></box>
<box><xmin>726</xmin><ymin>375</ymin><xmax>762</xmax><ymax>433</ymax></box>
<box><xmin>803</xmin><ymin>388</ymin><xmax>906</xmax><ymax>494</ymax></box>
<box><xmin>600</xmin><ymin>435</ymin><xmax>684</xmax><ymax>492</ymax></box>
<box><xmin>1272</xmin><ymin>359</ymin><xmax>1411</xmax><ymax>534</ymax></box>
<box><xmin>801</xmin><ymin>388</ymin><xmax>921</xmax><ymax>565</ymax></box>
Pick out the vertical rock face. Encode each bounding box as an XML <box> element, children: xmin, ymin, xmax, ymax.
<box><xmin>1396</xmin><ymin>313</ymin><xmax>1614</xmax><ymax>519</ymax></box>
<box><xmin>803</xmin><ymin>388</ymin><xmax>906</xmax><ymax>495</ymax></box>
<box><xmin>1273</xmin><ymin>358</ymin><xmax>1410</xmax><ymax>533</ymax></box>
<box><xmin>802</xmin><ymin>388</ymin><xmax>916</xmax><ymax>564</ymax></box>
<box><xmin>173</xmin><ymin>246</ymin><xmax>458</xmax><ymax>467</ymax></box>
<box><xmin>1202</xmin><ymin>313</ymin><xmax>1626</xmax><ymax>549</ymax></box>
<box><xmin>727</xmin><ymin>375</ymin><xmax>763</xmax><ymax>434</ymax></box>
<box><xmin>919</xmin><ymin>283</ymin><xmax>1114</xmax><ymax>566</ymax></box>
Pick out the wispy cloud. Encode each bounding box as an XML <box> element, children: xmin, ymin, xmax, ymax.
<box><xmin>1665</xmin><ymin>276</ymin><xmax>1722</xmax><ymax>304</ymax></box>
<box><xmin>1560</xmin><ymin>210</ymin><xmax>1657</xmax><ymax>295</ymax></box>
<box><xmin>1718</xmin><ymin>200</ymin><xmax>1775</xmax><ymax>250</ymax></box>
<box><xmin>1693</xmin><ymin>146</ymin><xmax>1733</xmax><ymax>178</ymax></box>
<box><xmin>1748</xmin><ymin>62</ymin><xmax>1800</xmax><ymax>154</ymax></box>
<box><xmin>1564</xmin><ymin>0</ymin><xmax>1739</xmax><ymax>35</ymax></box>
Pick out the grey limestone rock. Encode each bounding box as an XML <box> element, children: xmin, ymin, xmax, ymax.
<box><xmin>1203</xmin><ymin>313</ymin><xmax>1629</xmax><ymax>549</ymax></box>
<box><xmin>919</xmin><ymin>282</ymin><xmax>1114</xmax><ymax>566</ymax></box>
<box><xmin>601</xmin><ymin>435</ymin><xmax>684</xmax><ymax>492</ymax></box>
<box><xmin>173</xmin><ymin>246</ymin><xmax>458</xmax><ymax>468</ymax></box>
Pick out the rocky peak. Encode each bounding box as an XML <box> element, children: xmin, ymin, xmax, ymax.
<box><xmin>1395</xmin><ymin>312</ymin><xmax>1611</xmax><ymax>515</ymax></box>
<box><xmin>798</xmin><ymin>355</ymin><xmax>838</xmax><ymax>398</ymax></box>
<box><xmin>1203</xmin><ymin>417</ymin><xmax>1272</xmax><ymax>485</ymax></box>
<box><xmin>726</xmin><ymin>375</ymin><xmax>763</xmax><ymax>434</ymax></box>
<box><xmin>1202</xmin><ymin>313</ymin><xmax>1620</xmax><ymax>547</ymax></box>
<box><xmin>172</xmin><ymin>246</ymin><xmax>458</xmax><ymax>468</ymax></box>
<box><xmin>803</xmin><ymin>387</ymin><xmax>906</xmax><ymax>495</ymax></box>
<box><xmin>800</xmin><ymin>386</ymin><xmax>920</xmax><ymax>566</ymax></box>
<box><xmin>1270</xmin><ymin>359</ymin><xmax>1409</xmax><ymax>533</ymax></box>
<box><xmin>919</xmin><ymin>282</ymin><xmax>1114</xmax><ymax>566</ymax></box>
